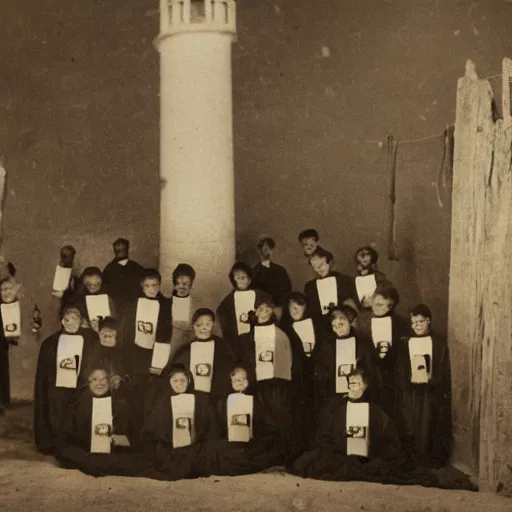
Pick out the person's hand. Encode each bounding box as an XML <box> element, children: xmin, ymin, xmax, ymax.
<box><xmin>90</xmin><ymin>319</ymin><xmax>100</xmax><ymax>333</ymax></box>
<box><xmin>361</xmin><ymin>296</ymin><xmax>373</xmax><ymax>308</ymax></box>
<box><xmin>239</xmin><ymin>313</ymin><xmax>249</xmax><ymax>323</ymax></box>
<box><xmin>110</xmin><ymin>375</ymin><xmax>122</xmax><ymax>390</ymax></box>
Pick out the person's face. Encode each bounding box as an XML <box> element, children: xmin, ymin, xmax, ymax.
<box><xmin>113</xmin><ymin>243</ymin><xmax>129</xmax><ymax>260</ymax></box>
<box><xmin>233</xmin><ymin>270</ymin><xmax>251</xmax><ymax>291</ymax></box>
<box><xmin>60</xmin><ymin>248</ymin><xmax>75</xmax><ymax>268</ymax></box>
<box><xmin>289</xmin><ymin>301</ymin><xmax>306</xmax><ymax>321</ymax></box>
<box><xmin>310</xmin><ymin>255</ymin><xmax>330</xmax><ymax>278</ymax></box>
<box><xmin>371</xmin><ymin>294</ymin><xmax>394</xmax><ymax>317</ymax></box>
<box><xmin>193</xmin><ymin>315</ymin><xmax>214</xmax><ymax>340</ymax></box>
<box><xmin>356</xmin><ymin>250</ymin><xmax>373</xmax><ymax>271</ymax></box>
<box><xmin>84</xmin><ymin>275</ymin><xmax>102</xmax><ymax>294</ymax></box>
<box><xmin>301</xmin><ymin>237</ymin><xmax>318</xmax><ymax>256</ymax></box>
<box><xmin>411</xmin><ymin>314</ymin><xmax>431</xmax><ymax>336</ymax></box>
<box><xmin>256</xmin><ymin>303</ymin><xmax>273</xmax><ymax>324</ymax></box>
<box><xmin>332</xmin><ymin>315</ymin><xmax>351</xmax><ymax>338</ymax></box>
<box><xmin>61</xmin><ymin>311</ymin><xmax>81</xmax><ymax>334</ymax></box>
<box><xmin>88</xmin><ymin>369</ymin><xmax>110</xmax><ymax>397</ymax></box>
<box><xmin>231</xmin><ymin>369</ymin><xmax>249</xmax><ymax>392</ymax></box>
<box><xmin>170</xmin><ymin>372</ymin><xmax>189</xmax><ymax>394</ymax></box>
<box><xmin>143</xmin><ymin>278</ymin><xmax>160</xmax><ymax>298</ymax></box>
<box><xmin>175</xmin><ymin>275</ymin><xmax>192</xmax><ymax>297</ymax></box>
<box><xmin>348</xmin><ymin>374</ymin><xmax>368</xmax><ymax>400</ymax></box>
<box><xmin>99</xmin><ymin>327</ymin><xmax>117</xmax><ymax>347</ymax></box>
<box><xmin>259</xmin><ymin>242</ymin><xmax>273</xmax><ymax>261</ymax></box>
<box><xmin>1</xmin><ymin>280</ymin><xmax>18</xmax><ymax>303</ymax></box>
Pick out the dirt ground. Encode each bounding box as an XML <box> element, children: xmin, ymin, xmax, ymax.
<box><xmin>1</xmin><ymin>403</ymin><xmax>511</xmax><ymax>512</ymax></box>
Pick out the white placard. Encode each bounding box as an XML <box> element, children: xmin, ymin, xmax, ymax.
<box><xmin>254</xmin><ymin>324</ymin><xmax>276</xmax><ymax>381</ymax></box>
<box><xmin>293</xmin><ymin>318</ymin><xmax>316</xmax><ymax>356</ymax></box>
<box><xmin>1</xmin><ymin>301</ymin><xmax>21</xmax><ymax>338</ymax></box>
<box><xmin>55</xmin><ymin>334</ymin><xmax>84</xmax><ymax>389</ymax></box>
<box><xmin>346</xmin><ymin>401</ymin><xmax>370</xmax><ymax>457</ymax></box>
<box><xmin>91</xmin><ymin>396</ymin><xmax>113</xmax><ymax>454</ymax></box>
<box><xmin>150</xmin><ymin>342</ymin><xmax>171</xmax><ymax>372</ymax></box>
<box><xmin>335</xmin><ymin>337</ymin><xmax>357</xmax><ymax>394</ymax></box>
<box><xmin>355</xmin><ymin>274</ymin><xmax>377</xmax><ymax>303</ymax></box>
<box><xmin>134</xmin><ymin>298</ymin><xmax>160</xmax><ymax>349</ymax></box>
<box><xmin>227</xmin><ymin>393</ymin><xmax>253</xmax><ymax>443</ymax></box>
<box><xmin>52</xmin><ymin>265</ymin><xmax>72</xmax><ymax>293</ymax></box>
<box><xmin>190</xmin><ymin>340</ymin><xmax>215</xmax><ymax>393</ymax></box>
<box><xmin>316</xmin><ymin>276</ymin><xmax>338</xmax><ymax>315</ymax></box>
<box><xmin>85</xmin><ymin>294</ymin><xmax>111</xmax><ymax>321</ymax></box>
<box><xmin>172</xmin><ymin>296</ymin><xmax>192</xmax><ymax>324</ymax></box>
<box><xmin>234</xmin><ymin>290</ymin><xmax>256</xmax><ymax>335</ymax></box>
<box><xmin>408</xmin><ymin>336</ymin><xmax>433</xmax><ymax>384</ymax></box>
<box><xmin>171</xmin><ymin>393</ymin><xmax>195</xmax><ymax>448</ymax></box>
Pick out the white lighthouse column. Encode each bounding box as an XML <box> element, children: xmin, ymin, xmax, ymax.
<box><xmin>155</xmin><ymin>0</ymin><xmax>237</xmax><ymax>310</ymax></box>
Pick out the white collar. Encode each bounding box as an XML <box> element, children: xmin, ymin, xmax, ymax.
<box><xmin>117</xmin><ymin>259</ymin><xmax>129</xmax><ymax>266</ymax></box>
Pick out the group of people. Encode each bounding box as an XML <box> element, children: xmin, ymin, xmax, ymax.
<box><xmin>0</xmin><ymin>231</ymin><xmax>459</xmax><ymax>487</ymax></box>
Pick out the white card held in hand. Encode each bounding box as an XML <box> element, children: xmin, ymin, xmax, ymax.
<box><xmin>409</xmin><ymin>336</ymin><xmax>433</xmax><ymax>384</ymax></box>
<box><xmin>293</xmin><ymin>318</ymin><xmax>316</xmax><ymax>356</ymax></box>
<box><xmin>171</xmin><ymin>393</ymin><xmax>195</xmax><ymax>448</ymax></box>
<box><xmin>86</xmin><ymin>294</ymin><xmax>111</xmax><ymax>322</ymax></box>
<box><xmin>52</xmin><ymin>265</ymin><xmax>72</xmax><ymax>293</ymax></box>
<box><xmin>91</xmin><ymin>396</ymin><xmax>113</xmax><ymax>454</ymax></box>
<box><xmin>172</xmin><ymin>296</ymin><xmax>192</xmax><ymax>324</ymax></box>
<box><xmin>55</xmin><ymin>334</ymin><xmax>84</xmax><ymax>388</ymax></box>
<box><xmin>254</xmin><ymin>324</ymin><xmax>276</xmax><ymax>381</ymax></box>
<box><xmin>227</xmin><ymin>393</ymin><xmax>253</xmax><ymax>443</ymax></box>
<box><xmin>336</xmin><ymin>337</ymin><xmax>357</xmax><ymax>394</ymax></box>
<box><xmin>1</xmin><ymin>301</ymin><xmax>21</xmax><ymax>338</ymax></box>
<box><xmin>371</xmin><ymin>316</ymin><xmax>392</xmax><ymax>346</ymax></box>
<box><xmin>355</xmin><ymin>274</ymin><xmax>377</xmax><ymax>303</ymax></box>
<box><xmin>234</xmin><ymin>290</ymin><xmax>256</xmax><ymax>335</ymax></box>
<box><xmin>346</xmin><ymin>401</ymin><xmax>370</xmax><ymax>457</ymax></box>
<box><xmin>190</xmin><ymin>340</ymin><xmax>215</xmax><ymax>393</ymax></box>
<box><xmin>316</xmin><ymin>276</ymin><xmax>337</xmax><ymax>315</ymax></box>
<box><xmin>150</xmin><ymin>342</ymin><xmax>171</xmax><ymax>373</ymax></box>
<box><xmin>134</xmin><ymin>298</ymin><xmax>160</xmax><ymax>349</ymax></box>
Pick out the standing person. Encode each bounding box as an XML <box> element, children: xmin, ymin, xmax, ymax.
<box><xmin>102</xmin><ymin>238</ymin><xmax>145</xmax><ymax>317</ymax></box>
<box><xmin>252</xmin><ymin>237</ymin><xmax>292</xmax><ymax>322</ymax></box>
<box><xmin>52</xmin><ymin>245</ymin><xmax>81</xmax><ymax>315</ymax></box>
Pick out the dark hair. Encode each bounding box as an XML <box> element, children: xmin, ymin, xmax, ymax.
<box><xmin>347</xmin><ymin>365</ymin><xmax>369</xmax><ymax>384</ymax></box>
<box><xmin>255</xmin><ymin>294</ymin><xmax>276</xmax><ymax>310</ymax></box>
<box><xmin>288</xmin><ymin>291</ymin><xmax>307</xmax><ymax>308</ymax></box>
<box><xmin>230</xmin><ymin>362</ymin><xmax>250</xmax><ymax>378</ymax></box>
<box><xmin>228</xmin><ymin>261</ymin><xmax>253</xmax><ymax>289</ymax></box>
<box><xmin>80</xmin><ymin>266</ymin><xmax>103</xmax><ymax>281</ymax></box>
<box><xmin>60</xmin><ymin>245</ymin><xmax>76</xmax><ymax>256</ymax></box>
<box><xmin>410</xmin><ymin>304</ymin><xmax>432</xmax><ymax>320</ymax></box>
<box><xmin>168</xmin><ymin>363</ymin><xmax>188</xmax><ymax>376</ymax></box>
<box><xmin>141</xmin><ymin>268</ymin><xmax>162</xmax><ymax>283</ymax></box>
<box><xmin>192</xmin><ymin>308</ymin><xmax>215</xmax><ymax>324</ymax></box>
<box><xmin>61</xmin><ymin>306</ymin><xmax>82</xmax><ymax>320</ymax></box>
<box><xmin>7</xmin><ymin>262</ymin><xmax>16</xmax><ymax>277</ymax></box>
<box><xmin>355</xmin><ymin>246</ymin><xmax>379</xmax><ymax>265</ymax></box>
<box><xmin>113</xmin><ymin>238</ymin><xmax>129</xmax><ymax>248</ymax></box>
<box><xmin>330</xmin><ymin>304</ymin><xmax>358</xmax><ymax>324</ymax></box>
<box><xmin>298</xmin><ymin>229</ymin><xmax>319</xmax><ymax>242</ymax></box>
<box><xmin>172</xmin><ymin>263</ymin><xmax>196</xmax><ymax>284</ymax></box>
<box><xmin>310</xmin><ymin>247</ymin><xmax>334</xmax><ymax>264</ymax></box>
<box><xmin>98</xmin><ymin>316</ymin><xmax>118</xmax><ymax>332</ymax></box>
<box><xmin>257</xmin><ymin>237</ymin><xmax>275</xmax><ymax>250</ymax></box>
<box><xmin>373</xmin><ymin>282</ymin><xmax>400</xmax><ymax>305</ymax></box>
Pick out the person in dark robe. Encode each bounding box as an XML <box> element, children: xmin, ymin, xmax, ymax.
<box><xmin>169</xmin><ymin>263</ymin><xmax>196</xmax><ymax>361</ymax></box>
<box><xmin>52</xmin><ymin>245</ymin><xmax>81</xmax><ymax>315</ymax></box>
<box><xmin>251</xmin><ymin>237</ymin><xmax>292</xmax><ymax>322</ymax></box>
<box><xmin>196</xmin><ymin>364</ymin><xmax>287</xmax><ymax>476</ymax></box>
<box><xmin>237</xmin><ymin>296</ymin><xmax>294</xmax><ymax>443</ymax></box>
<box><xmin>72</xmin><ymin>267</ymin><xmax>117</xmax><ymax>332</ymax></box>
<box><xmin>313</xmin><ymin>305</ymin><xmax>375</xmax><ymax>415</ymax></box>
<box><xmin>33</xmin><ymin>306</ymin><xmax>98</xmax><ymax>455</ymax></box>
<box><xmin>395</xmin><ymin>304</ymin><xmax>452</xmax><ymax>468</ymax></box>
<box><xmin>304</xmin><ymin>248</ymin><xmax>358</xmax><ymax>331</ymax></box>
<box><xmin>0</xmin><ymin>277</ymin><xmax>22</xmax><ymax>413</ymax></box>
<box><xmin>172</xmin><ymin>308</ymin><xmax>234</xmax><ymax>405</ymax></box>
<box><xmin>102</xmin><ymin>238</ymin><xmax>145</xmax><ymax>317</ymax></box>
<box><xmin>355</xmin><ymin>283</ymin><xmax>406</xmax><ymax>420</ymax></box>
<box><xmin>140</xmin><ymin>364</ymin><xmax>214</xmax><ymax>480</ymax></box>
<box><xmin>120</xmin><ymin>268</ymin><xmax>173</xmax><ymax>426</ymax></box>
<box><xmin>216</xmin><ymin>261</ymin><xmax>271</xmax><ymax>358</ymax></box>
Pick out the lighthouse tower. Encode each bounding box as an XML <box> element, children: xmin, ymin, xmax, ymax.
<box><xmin>155</xmin><ymin>0</ymin><xmax>237</xmax><ymax>309</ymax></box>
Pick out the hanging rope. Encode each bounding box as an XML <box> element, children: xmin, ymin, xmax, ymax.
<box><xmin>386</xmin><ymin>136</ymin><xmax>399</xmax><ymax>261</ymax></box>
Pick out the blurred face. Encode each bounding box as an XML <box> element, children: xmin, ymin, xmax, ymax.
<box><xmin>231</xmin><ymin>369</ymin><xmax>249</xmax><ymax>393</ymax></box>
<box><xmin>88</xmin><ymin>369</ymin><xmax>110</xmax><ymax>397</ymax></box>
<box><xmin>289</xmin><ymin>301</ymin><xmax>306</xmax><ymax>321</ymax></box>
<box><xmin>193</xmin><ymin>315</ymin><xmax>214</xmax><ymax>340</ymax></box>
<box><xmin>84</xmin><ymin>274</ymin><xmax>102</xmax><ymax>294</ymax></box>
<box><xmin>170</xmin><ymin>372</ymin><xmax>189</xmax><ymax>394</ymax></box>
<box><xmin>60</xmin><ymin>248</ymin><xmax>75</xmax><ymax>268</ymax></box>
<box><xmin>233</xmin><ymin>270</ymin><xmax>251</xmax><ymax>291</ymax></box>
<box><xmin>356</xmin><ymin>250</ymin><xmax>373</xmax><ymax>271</ymax></box>
<box><xmin>371</xmin><ymin>294</ymin><xmax>394</xmax><ymax>317</ymax></box>
<box><xmin>310</xmin><ymin>255</ymin><xmax>330</xmax><ymax>278</ymax></box>
<box><xmin>348</xmin><ymin>374</ymin><xmax>368</xmax><ymax>400</ymax></box>
<box><xmin>301</xmin><ymin>237</ymin><xmax>318</xmax><ymax>256</ymax></box>
<box><xmin>259</xmin><ymin>242</ymin><xmax>273</xmax><ymax>261</ymax></box>
<box><xmin>411</xmin><ymin>314</ymin><xmax>431</xmax><ymax>336</ymax></box>
<box><xmin>1</xmin><ymin>280</ymin><xmax>18</xmax><ymax>303</ymax></box>
<box><xmin>256</xmin><ymin>303</ymin><xmax>273</xmax><ymax>324</ymax></box>
<box><xmin>332</xmin><ymin>315</ymin><xmax>351</xmax><ymax>338</ymax></box>
<box><xmin>61</xmin><ymin>310</ymin><xmax>81</xmax><ymax>334</ymax></box>
<box><xmin>113</xmin><ymin>242</ymin><xmax>129</xmax><ymax>261</ymax></box>
<box><xmin>99</xmin><ymin>327</ymin><xmax>117</xmax><ymax>347</ymax></box>
<box><xmin>175</xmin><ymin>275</ymin><xmax>192</xmax><ymax>297</ymax></box>
<box><xmin>142</xmin><ymin>277</ymin><xmax>160</xmax><ymax>298</ymax></box>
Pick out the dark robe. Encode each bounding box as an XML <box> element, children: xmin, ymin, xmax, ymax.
<box><xmin>60</xmin><ymin>275</ymin><xmax>81</xmax><ymax>315</ymax></box>
<box><xmin>72</xmin><ymin>289</ymin><xmax>118</xmax><ymax>327</ymax></box>
<box><xmin>395</xmin><ymin>332</ymin><xmax>453</xmax><ymax>468</ymax></box>
<box><xmin>216</xmin><ymin>288</ymin><xmax>271</xmax><ymax>358</ymax></box>
<box><xmin>89</xmin><ymin>343</ymin><xmax>130</xmax><ymax>398</ymax></box>
<box><xmin>102</xmin><ymin>259</ymin><xmax>145</xmax><ymax>316</ymax></box>
<box><xmin>0</xmin><ymin>301</ymin><xmax>20</xmax><ymax>407</ymax></box>
<box><xmin>172</xmin><ymin>335</ymin><xmax>234</xmax><ymax>405</ymax></box>
<box><xmin>252</xmin><ymin>261</ymin><xmax>293</xmax><ymax>309</ymax></box>
<box><xmin>33</xmin><ymin>329</ymin><xmax>98</xmax><ymax>454</ymax></box>
<box><xmin>352</xmin><ymin>270</ymin><xmax>389</xmax><ymax>309</ymax></box>
<box><xmin>356</xmin><ymin>309</ymin><xmax>407</xmax><ymax>420</ymax></box>
<box><xmin>312</xmin><ymin>330</ymin><xmax>376</xmax><ymax>415</ymax></box>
